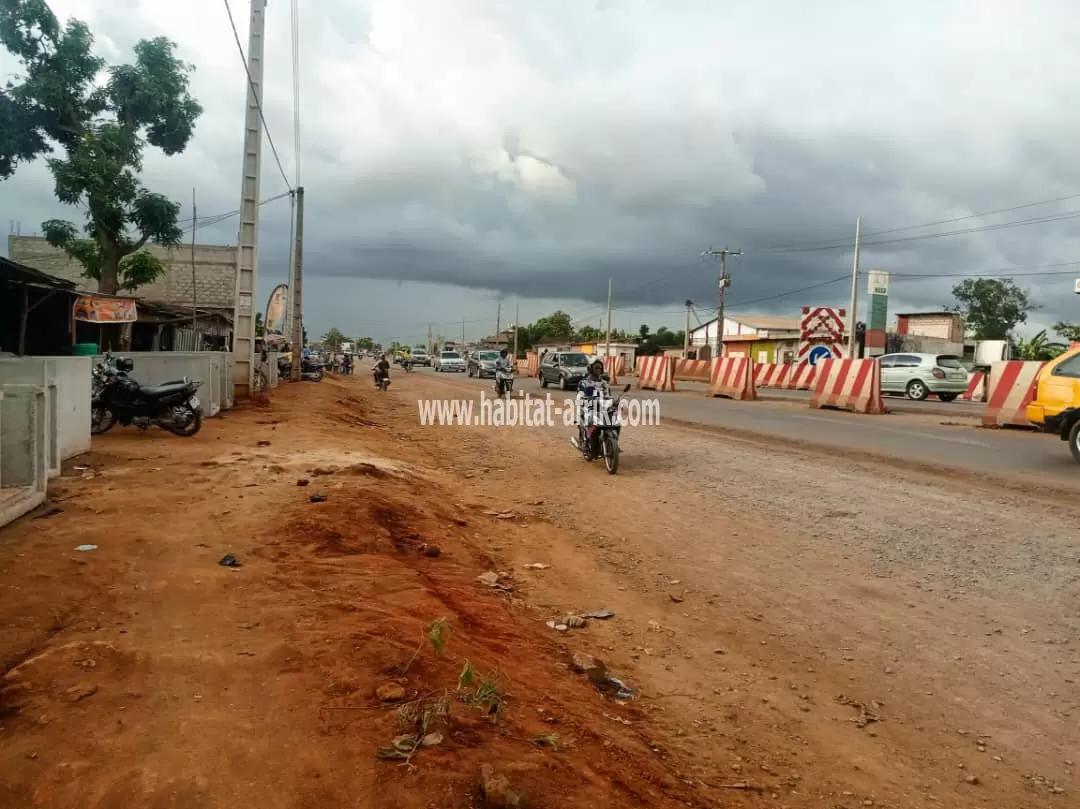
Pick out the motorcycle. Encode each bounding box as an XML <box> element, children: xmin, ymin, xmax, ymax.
<box><xmin>91</xmin><ymin>354</ymin><xmax>204</xmax><ymax>437</ymax></box>
<box><xmin>494</xmin><ymin>367</ymin><xmax>514</xmax><ymax>396</ymax></box>
<box><xmin>570</xmin><ymin>383</ymin><xmax>632</xmax><ymax>474</ymax></box>
<box><xmin>373</xmin><ymin>368</ymin><xmax>391</xmax><ymax>391</ymax></box>
<box><xmin>402</xmin><ymin>359</ymin><xmax>414</xmax><ymax>373</ymax></box>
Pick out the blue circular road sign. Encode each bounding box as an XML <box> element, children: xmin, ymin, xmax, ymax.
<box><xmin>807</xmin><ymin>345</ymin><xmax>833</xmax><ymax>366</ymax></box>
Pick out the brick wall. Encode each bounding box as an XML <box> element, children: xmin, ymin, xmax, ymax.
<box><xmin>8</xmin><ymin>235</ymin><xmax>237</xmax><ymax>309</ymax></box>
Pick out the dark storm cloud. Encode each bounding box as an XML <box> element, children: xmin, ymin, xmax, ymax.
<box><xmin>5</xmin><ymin>0</ymin><xmax>1080</xmax><ymax>336</ymax></box>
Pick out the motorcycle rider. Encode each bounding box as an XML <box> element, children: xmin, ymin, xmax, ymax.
<box><xmin>572</xmin><ymin>359</ymin><xmax>609</xmax><ymax>454</ymax></box>
<box><xmin>372</xmin><ymin>354</ymin><xmax>391</xmax><ymax>388</ymax></box>
<box><xmin>494</xmin><ymin>348</ymin><xmax>513</xmax><ymax>395</ymax></box>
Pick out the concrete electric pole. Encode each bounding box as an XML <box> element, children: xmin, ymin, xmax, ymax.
<box><xmin>846</xmin><ymin>216</ymin><xmax>862</xmax><ymax>359</ymax></box>
<box><xmin>703</xmin><ymin>248</ymin><xmax>741</xmax><ymax>360</ymax></box>
<box><xmin>604</xmin><ymin>278</ymin><xmax>613</xmax><ymax>359</ymax></box>
<box><xmin>289</xmin><ymin>186</ymin><xmax>304</xmax><ymax>380</ymax></box>
<box><xmin>495</xmin><ymin>301</ymin><xmax>501</xmax><ymax>346</ymax></box>
<box><xmin>231</xmin><ymin>0</ymin><xmax>269</xmax><ymax>397</ymax></box>
<box><xmin>513</xmin><ymin>303</ymin><xmax>520</xmax><ymax>358</ymax></box>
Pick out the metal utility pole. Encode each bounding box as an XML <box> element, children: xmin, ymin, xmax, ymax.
<box><xmin>513</xmin><ymin>303</ymin><xmax>520</xmax><ymax>357</ymax></box>
<box><xmin>846</xmin><ymin>217</ymin><xmax>862</xmax><ymax>358</ymax></box>
<box><xmin>427</xmin><ymin>323</ymin><xmax>432</xmax><ymax>354</ymax></box>
<box><xmin>191</xmin><ymin>187</ymin><xmax>198</xmax><ymax>347</ymax></box>
<box><xmin>495</xmin><ymin>301</ymin><xmax>501</xmax><ymax>346</ymax></box>
<box><xmin>230</xmin><ymin>0</ymin><xmax>269</xmax><ymax>397</ymax></box>
<box><xmin>289</xmin><ymin>186</ymin><xmax>305</xmax><ymax>380</ymax></box>
<box><xmin>461</xmin><ymin>319</ymin><xmax>465</xmax><ymax>345</ymax></box>
<box><xmin>604</xmin><ymin>278</ymin><xmax>613</xmax><ymax>358</ymax></box>
<box><xmin>703</xmin><ymin>248</ymin><xmax>741</xmax><ymax>359</ymax></box>
<box><xmin>683</xmin><ymin>299</ymin><xmax>692</xmax><ymax>358</ymax></box>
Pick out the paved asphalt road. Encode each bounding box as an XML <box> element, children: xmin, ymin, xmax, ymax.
<box><xmin>413</xmin><ymin>367</ymin><xmax>1079</xmax><ymax>488</ymax></box>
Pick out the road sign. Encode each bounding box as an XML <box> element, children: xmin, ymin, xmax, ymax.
<box><xmin>807</xmin><ymin>345</ymin><xmax>833</xmax><ymax>366</ymax></box>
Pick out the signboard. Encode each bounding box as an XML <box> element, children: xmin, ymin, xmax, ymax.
<box><xmin>865</xmin><ymin>269</ymin><xmax>889</xmax><ymax>356</ymax></box>
<box><xmin>867</xmin><ymin>269</ymin><xmax>889</xmax><ymax>297</ymax></box>
<box><xmin>797</xmin><ymin>306</ymin><xmax>847</xmax><ymax>365</ymax></box>
<box><xmin>72</xmin><ymin>296</ymin><xmax>137</xmax><ymax>323</ymax></box>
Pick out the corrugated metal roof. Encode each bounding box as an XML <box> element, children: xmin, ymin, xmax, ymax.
<box><xmin>0</xmin><ymin>255</ymin><xmax>76</xmax><ymax>289</ymax></box>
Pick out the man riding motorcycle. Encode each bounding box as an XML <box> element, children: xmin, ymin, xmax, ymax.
<box><xmin>494</xmin><ymin>348</ymin><xmax>514</xmax><ymax>395</ymax></box>
<box><xmin>572</xmin><ymin>359</ymin><xmax>609</xmax><ymax>455</ymax></box>
<box><xmin>372</xmin><ymin>354</ymin><xmax>391</xmax><ymax>388</ymax></box>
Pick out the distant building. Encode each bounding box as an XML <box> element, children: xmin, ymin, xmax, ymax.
<box><xmin>688</xmin><ymin>315</ymin><xmax>801</xmax><ymax>363</ymax></box>
<box><xmin>890</xmin><ymin>312</ymin><xmax>966</xmax><ymax>357</ymax></box>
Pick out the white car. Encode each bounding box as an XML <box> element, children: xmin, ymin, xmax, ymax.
<box><xmin>434</xmin><ymin>351</ymin><xmax>466</xmax><ymax>372</ymax></box>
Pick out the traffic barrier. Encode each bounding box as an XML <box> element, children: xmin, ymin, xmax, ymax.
<box><xmin>982</xmin><ymin>361</ymin><xmax>1045</xmax><ymax>428</ymax></box>
<box><xmin>516</xmin><ymin>359</ymin><xmax>529</xmax><ymax>374</ymax></box>
<box><xmin>602</xmin><ymin>355</ymin><xmax>624</xmax><ymax>383</ymax></box>
<box><xmin>776</xmin><ymin>362</ymin><xmax>816</xmax><ymax>390</ymax></box>
<box><xmin>754</xmin><ymin>363</ymin><xmax>790</xmax><ymax>388</ymax></box>
<box><xmin>960</xmin><ymin>372</ymin><xmax>986</xmax><ymax>402</ymax></box>
<box><xmin>809</xmin><ymin>359</ymin><xmax>885</xmax><ymax>414</ymax></box>
<box><xmin>672</xmin><ymin>359</ymin><xmax>712</xmax><ymax>383</ymax></box>
<box><xmin>636</xmin><ymin>356</ymin><xmax>674</xmax><ymax>392</ymax></box>
<box><xmin>708</xmin><ymin>357</ymin><xmax>756</xmax><ymax>400</ymax></box>
<box><xmin>526</xmin><ymin>352</ymin><xmax>539</xmax><ymax>377</ymax></box>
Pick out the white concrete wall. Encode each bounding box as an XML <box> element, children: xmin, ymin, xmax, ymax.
<box><xmin>97</xmin><ymin>352</ymin><xmax>228</xmax><ymax>416</ymax></box>
<box><xmin>45</xmin><ymin>358</ymin><xmax>92</xmax><ymax>460</ymax></box>
<box><xmin>0</xmin><ymin>384</ymin><xmax>48</xmax><ymax>527</ymax></box>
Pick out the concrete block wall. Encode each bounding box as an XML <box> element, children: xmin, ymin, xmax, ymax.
<box><xmin>8</xmin><ymin>236</ymin><xmax>238</xmax><ymax>310</ymax></box>
<box><xmin>99</xmin><ymin>352</ymin><xmax>229</xmax><ymax>416</ymax></box>
<box><xmin>0</xmin><ymin>384</ymin><xmax>48</xmax><ymax>527</ymax></box>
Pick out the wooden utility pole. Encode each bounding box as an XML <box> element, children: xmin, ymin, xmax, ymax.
<box><xmin>289</xmin><ymin>186</ymin><xmax>305</xmax><ymax>380</ymax></box>
<box><xmin>604</xmin><ymin>278</ymin><xmax>613</xmax><ymax>359</ymax></box>
<box><xmin>703</xmin><ymin>248</ymin><xmax>741</xmax><ymax>359</ymax></box>
<box><xmin>513</xmin><ymin>303</ymin><xmax>520</xmax><ymax>358</ymax></box>
<box><xmin>683</xmin><ymin>299</ymin><xmax>692</xmax><ymax>358</ymax></box>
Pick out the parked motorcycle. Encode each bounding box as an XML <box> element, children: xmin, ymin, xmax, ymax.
<box><xmin>91</xmin><ymin>354</ymin><xmax>204</xmax><ymax>437</ymax></box>
<box><xmin>494</xmin><ymin>367</ymin><xmax>514</xmax><ymax>396</ymax></box>
<box><xmin>570</xmin><ymin>383</ymin><xmax>632</xmax><ymax>474</ymax></box>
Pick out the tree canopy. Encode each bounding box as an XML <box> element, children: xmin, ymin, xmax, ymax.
<box><xmin>0</xmin><ymin>0</ymin><xmax>203</xmax><ymax>294</ymax></box>
<box><xmin>320</xmin><ymin>328</ymin><xmax>348</xmax><ymax>351</ymax></box>
<box><xmin>1053</xmin><ymin>321</ymin><xmax>1080</xmax><ymax>344</ymax></box>
<box><xmin>949</xmin><ymin>278</ymin><xmax>1034</xmax><ymax>340</ymax></box>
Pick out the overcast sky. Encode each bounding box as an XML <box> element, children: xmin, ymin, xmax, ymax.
<box><xmin>4</xmin><ymin>0</ymin><xmax>1080</xmax><ymax>344</ymax></box>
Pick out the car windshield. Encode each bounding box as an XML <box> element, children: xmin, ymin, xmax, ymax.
<box><xmin>478</xmin><ymin>352</ymin><xmax>499</xmax><ymax>360</ymax></box>
<box><xmin>936</xmin><ymin>355</ymin><xmax>964</xmax><ymax>368</ymax></box>
<box><xmin>440</xmin><ymin>352</ymin><xmax>460</xmax><ymax>359</ymax></box>
<box><xmin>560</xmin><ymin>353</ymin><xmax>589</xmax><ymax>367</ymax></box>
<box><xmin>413</xmin><ymin>349</ymin><xmax>427</xmax><ymax>355</ymax></box>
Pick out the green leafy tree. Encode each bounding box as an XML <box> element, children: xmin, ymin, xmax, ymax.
<box><xmin>1016</xmin><ymin>329</ymin><xmax>1066</xmax><ymax>361</ymax></box>
<box><xmin>0</xmin><ymin>0</ymin><xmax>203</xmax><ymax>294</ymax></box>
<box><xmin>355</xmin><ymin>336</ymin><xmax>374</xmax><ymax>351</ymax></box>
<box><xmin>321</xmin><ymin>328</ymin><xmax>347</xmax><ymax>351</ymax></box>
<box><xmin>254</xmin><ymin>311</ymin><xmax>264</xmax><ymax>338</ymax></box>
<box><xmin>1052</xmin><ymin>321</ymin><xmax>1080</xmax><ymax>343</ymax></box>
<box><xmin>950</xmin><ymin>278</ymin><xmax>1034</xmax><ymax>340</ymax></box>
<box><xmin>576</xmin><ymin>324</ymin><xmax>602</xmax><ymax>342</ymax></box>
<box><xmin>532</xmin><ymin>310</ymin><xmax>573</xmax><ymax>341</ymax></box>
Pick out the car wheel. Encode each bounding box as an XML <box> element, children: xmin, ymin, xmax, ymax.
<box><xmin>938</xmin><ymin>392</ymin><xmax>958</xmax><ymax>403</ymax></box>
<box><xmin>906</xmin><ymin>379</ymin><xmax>928</xmax><ymax>401</ymax></box>
<box><xmin>1070</xmin><ymin>419</ymin><xmax>1080</xmax><ymax>464</ymax></box>
<box><xmin>560</xmin><ymin>376</ymin><xmax>569</xmax><ymax>391</ymax></box>
<box><xmin>540</xmin><ymin>373</ymin><xmax>549</xmax><ymax>388</ymax></box>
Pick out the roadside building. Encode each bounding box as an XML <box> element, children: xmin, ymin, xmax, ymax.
<box><xmin>888</xmin><ymin>312</ymin><xmax>966</xmax><ymax>356</ymax></box>
<box><xmin>687</xmin><ymin>315</ymin><xmax>801</xmax><ymax>362</ymax></box>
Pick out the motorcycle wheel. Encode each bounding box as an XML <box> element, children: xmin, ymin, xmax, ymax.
<box><xmin>167</xmin><ymin>406</ymin><xmax>203</xmax><ymax>437</ymax></box>
<box><xmin>602</xmin><ymin>432</ymin><xmax>619</xmax><ymax>474</ymax></box>
<box><xmin>91</xmin><ymin>406</ymin><xmax>117</xmax><ymax>435</ymax></box>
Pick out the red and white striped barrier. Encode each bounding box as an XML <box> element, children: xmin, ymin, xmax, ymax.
<box><xmin>776</xmin><ymin>362</ymin><xmax>816</xmax><ymax>390</ymax></box>
<box><xmin>960</xmin><ymin>372</ymin><xmax>986</xmax><ymax>402</ymax></box>
<box><xmin>708</xmin><ymin>357</ymin><xmax>756</xmax><ymax>400</ymax></box>
<box><xmin>603</xmin><ymin>355</ymin><xmax>624</xmax><ymax>383</ymax></box>
<box><xmin>636</xmin><ymin>356</ymin><xmax>674</xmax><ymax>392</ymax></box>
<box><xmin>672</xmin><ymin>359</ymin><xmax>712</xmax><ymax>383</ymax></box>
<box><xmin>526</xmin><ymin>352</ymin><xmax>539</xmax><ymax>377</ymax></box>
<box><xmin>754</xmin><ymin>363</ymin><xmax>790</xmax><ymax>388</ymax></box>
<box><xmin>982</xmin><ymin>361</ymin><xmax>1045</xmax><ymax>428</ymax></box>
<box><xmin>810</xmin><ymin>359</ymin><xmax>885</xmax><ymax>414</ymax></box>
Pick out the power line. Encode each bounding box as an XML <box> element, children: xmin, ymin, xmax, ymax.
<box><xmin>176</xmin><ymin>191</ymin><xmax>293</xmax><ymax>233</ymax></box>
<box><xmin>747</xmin><ymin>191</ymin><xmax>1080</xmax><ymax>255</ymax></box>
<box><xmin>222</xmin><ymin>0</ymin><xmax>293</xmax><ymax>192</ymax></box>
<box><xmin>289</xmin><ymin>0</ymin><xmax>302</xmax><ymax>187</ymax></box>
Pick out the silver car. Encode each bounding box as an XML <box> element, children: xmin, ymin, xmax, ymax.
<box><xmin>878</xmin><ymin>353</ymin><xmax>968</xmax><ymax>401</ymax></box>
<box><xmin>468</xmin><ymin>350</ymin><xmax>500</xmax><ymax>378</ymax></box>
<box><xmin>434</xmin><ymin>351</ymin><xmax>466</xmax><ymax>372</ymax></box>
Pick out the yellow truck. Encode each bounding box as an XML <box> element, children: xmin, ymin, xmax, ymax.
<box><xmin>1025</xmin><ymin>345</ymin><xmax>1080</xmax><ymax>462</ymax></box>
